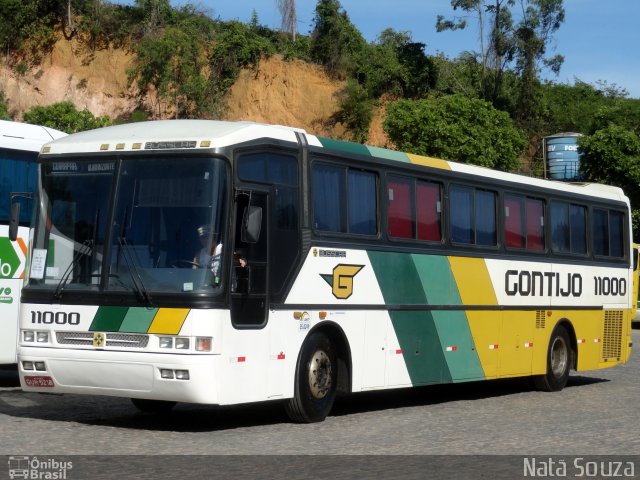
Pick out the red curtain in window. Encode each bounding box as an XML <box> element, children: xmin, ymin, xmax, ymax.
<box><xmin>505</xmin><ymin>196</ymin><xmax>525</xmax><ymax>248</ymax></box>
<box><xmin>388</xmin><ymin>181</ymin><xmax>413</xmax><ymax>238</ymax></box>
<box><xmin>526</xmin><ymin>199</ymin><xmax>545</xmax><ymax>250</ymax></box>
<box><xmin>416</xmin><ymin>183</ymin><xmax>441</xmax><ymax>241</ymax></box>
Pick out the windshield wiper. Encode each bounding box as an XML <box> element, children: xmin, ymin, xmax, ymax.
<box><xmin>53</xmin><ymin>239</ymin><xmax>93</xmax><ymax>301</ymax></box>
<box><xmin>117</xmin><ymin>236</ymin><xmax>154</xmax><ymax>306</ymax></box>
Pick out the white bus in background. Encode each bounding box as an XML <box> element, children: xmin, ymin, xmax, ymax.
<box><xmin>0</xmin><ymin>120</ymin><xmax>66</xmax><ymax>365</ymax></box>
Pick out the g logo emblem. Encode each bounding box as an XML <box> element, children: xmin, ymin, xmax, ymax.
<box><xmin>93</xmin><ymin>332</ymin><xmax>105</xmax><ymax>347</ymax></box>
<box><xmin>321</xmin><ymin>264</ymin><xmax>364</xmax><ymax>299</ymax></box>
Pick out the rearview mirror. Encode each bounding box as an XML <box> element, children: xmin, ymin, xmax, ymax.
<box><xmin>241</xmin><ymin>206</ymin><xmax>262</xmax><ymax>243</ymax></box>
<box><xmin>9</xmin><ymin>202</ymin><xmax>20</xmax><ymax>241</ymax></box>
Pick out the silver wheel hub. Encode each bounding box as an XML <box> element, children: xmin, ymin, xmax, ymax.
<box><xmin>308</xmin><ymin>349</ymin><xmax>332</xmax><ymax>399</ymax></box>
<box><xmin>550</xmin><ymin>336</ymin><xmax>568</xmax><ymax>378</ymax></box>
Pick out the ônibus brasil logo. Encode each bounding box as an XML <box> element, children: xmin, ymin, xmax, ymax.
<box><xmin>0</xmin><ymin>238</ymin><xmax>21</xmax><ymax>279</ymax></box>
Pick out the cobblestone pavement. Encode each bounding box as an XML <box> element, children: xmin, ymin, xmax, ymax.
<box><xmin>0</xmin><ymin>329</ymin><xmax>638</xmax><ymax>457</ymax></box>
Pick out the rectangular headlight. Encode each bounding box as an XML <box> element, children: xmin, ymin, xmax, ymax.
<box><xmin>175</xmin><ymin>338</ymin><xmax>189</xmax><ymax>350</ymax></box>
<box><xmin>196</xmin><ymin>337</ymin><xmax>212</xmax><ymax>352</ymax></box>
<box><xmin>22</xmin><ymin>361</ymin><xmax>34</xmax><ymax>371</ymax></box>
<box><xmin>175</xmin><ymin>370</ymin><xmax>190</xmax><ymax>380</ymax></box>
<box><xmin>159</xmin><ymin>337</ymin><xmax>173</xmax><ymax>349</ymax></box>
<box><xmin>37</xmin><ymin>332</ymin><xmax>49</xmax><ymax>343</ymax></box>
<box><xmin>23</xmin><ymin>331</ymin><xmax>35</xmax><ymax>342</ymax></box>
<box><xmin>160</xmin><ymin>369</ymin><xmax>174</xmax><ymax>379</ymax></box>
<box><xmin>34</xmin><ymin>362</ymin><xmax>46</xmax><ymax>371</ymax></box>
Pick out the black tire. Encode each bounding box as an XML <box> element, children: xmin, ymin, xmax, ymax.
<box><xmin>285</xmin><ymin>331</ymin><xmax>337</xmax><ymax>423</ymax></box>
<box><xmin>534</xmin><ymin>324</ymin><xmax>572</xmax><ymax>392</ymax></box>
<box><xmin>131</xmin><ymin>398</ymin><xmax>177</xmax><ymax>413</ymax></box>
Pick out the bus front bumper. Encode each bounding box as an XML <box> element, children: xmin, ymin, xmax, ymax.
<box><xmin>18</xmin><ymin>346</ymin><xmax>220</xmax><ymax>404</ymax></box>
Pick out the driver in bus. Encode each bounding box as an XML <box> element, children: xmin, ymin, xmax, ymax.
<box><xmin>194</xmin><ymin>225</ymin><xmax>247</xmax><ymax>287</ymax></box>
<box><xmin>194</xmin><ymin>225</ymin><xmax>223</xmax><ymax>276</ymax></box>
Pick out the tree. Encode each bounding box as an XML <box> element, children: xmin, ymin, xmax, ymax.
<box><xmin>130</xmin><ymin>26</ymin><xmax>209</xmax><ymax>118</ymax></box>
<box><xmin>23</xmin><ymin>101</ymin><xmax>110</xmax><ymax>133</ymax></box>
<box><xmin>437</xmin><ymin>0</ymin><xmax>565</xmax><ymax>125</ymax></box>
<box><xmin>384</xmin><ymin>94</ymin><xmax>526</xmax><ymax>171</ymax></box>
<box><xmin>277</xmin><ymin>0</ymin><xmax>296</xmax><ymax>41</ymax></box>
<box><xmin>310</xmin><ymin>0</ymin><xmax>366</xmax><ymax>75</ymax></box>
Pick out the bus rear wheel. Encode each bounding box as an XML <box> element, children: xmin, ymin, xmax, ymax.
<box><xmin>131</xmin><ymin>398</ymin><xmax>177</xmax><ymax>413</ymax></box>
<box><xmin>285</xmin><ymin>331</ymin><xmax>337</xmax><ymax>423</ymax></box>
<box><xmin>534</xmin><ymin>324</ymin><xmax>572</xmax><ymax>392</ymax></box>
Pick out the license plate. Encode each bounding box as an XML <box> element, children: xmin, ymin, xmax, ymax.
<box><xmin>24</xmin><ymin>375</ymin><xmax>55</xmax><ymax>388</ymax></box>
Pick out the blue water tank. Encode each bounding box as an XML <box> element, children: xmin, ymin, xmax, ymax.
<box><xmin>545</xmin><ymin>133</ymin><xmax>582</xmax><ymax>180</ymax></box>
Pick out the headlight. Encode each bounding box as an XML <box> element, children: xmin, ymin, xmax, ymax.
<box><xmin>23</xmin><ymin>331</ymin><xmax>35</xmax><ymax>342</ymax></box>
<box><xmin>159</xmin><ymin>337</ymin><xmax>173</xmax><ymax>349</ymax></box>
<box><xmin>175</xmin><ymin>338</ymin><xmax>190</xmax><ymax>350</ymax></box>
<box><xmin>37</xmin><ymin>332</ymin><xmax>49</xmax><ymax>343</ymax></box>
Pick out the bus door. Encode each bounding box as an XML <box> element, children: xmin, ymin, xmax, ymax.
<box><xmin>230</xmin><ymin>190</ymin><xmax>269</xmax><ymax>327</ymax></box>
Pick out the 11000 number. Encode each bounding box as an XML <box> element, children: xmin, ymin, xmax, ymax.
<box><xmin>30</xmin><ymin>311</ymin><xmax>80</xmax><ymax>325</ymax></box>
<box><xmin>593</xmin><ymin>276</ymin><xmax>627</xmax><ymax>296</ymax></box>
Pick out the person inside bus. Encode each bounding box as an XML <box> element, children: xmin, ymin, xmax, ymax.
<box><xmin>194</xmin><ymin>225</ymin><xmax>246</xmax><ymax>286</ymax></box>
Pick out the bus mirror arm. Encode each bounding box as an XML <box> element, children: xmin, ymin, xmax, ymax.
<box><xmin>8</xmin><ymin>192</ymin><xmax>32</xmax><ymax>241</ymax></box>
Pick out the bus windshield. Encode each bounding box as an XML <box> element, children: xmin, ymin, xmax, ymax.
<box><xmin>27</xmin><ymin>156</ymin><xmax>227</xmax><ymax>297</ymax></box>
<box><xmin>0</xmin><ymin>148</ymin><xmax>38</xmax><ymax>224</ymax></box>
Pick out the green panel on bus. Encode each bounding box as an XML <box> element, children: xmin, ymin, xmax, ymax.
<box><xmin>89</xmin><ymin>306</ymin><xmax>129</xmax><ymax>332</ymax></box>
<box><xmin>411</xmin><ymin>254</ymin><xmax>485</xmax><ymax>380</ymax></box>
<box><xmin>431</xmin><ymin>311</ymin><xmax>485</xmax><ymax>381</ymax></box>
<box><xmin>368</xmin><ymin>251</ymin><xmax>452</xmax><ymax>384</ymax></box>
<box><xmin>119</xmin><ymin>307</ymin><xmax>159</xmax><ymax>333</ymax></box>
<box><xmin>366</xmin><ymin>146</ymin><xmax>410</xmax><ymax>163</ymax></box>
<box><xmin>317</xmin><ymin>137</ymin><xmax>372</xmax><ymax>157</ymax></box>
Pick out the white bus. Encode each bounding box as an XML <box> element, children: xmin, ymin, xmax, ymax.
<box><xmin>0</xmin><ymin>120</ymin><xmax>65</xmax><ymax>365</ymax></box>
<box><xmin>16</xmin><ymin>120</ymin><xmax>636</xmax><ymax>421</ymax></box>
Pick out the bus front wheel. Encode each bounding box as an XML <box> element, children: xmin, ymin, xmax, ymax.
<box><xmin>285</xmin><ymin>331</ymin><xmax>337</xmax><ymax>423</ymax></box>
<box><xmin>131</xmin><ymin>398</ymin><xmax>177</xmax><ymax>413</ymax></box>
<box><xmin>534</xmin><ymin>324</ymin><xmax>572</xmax><ymax>392</ymax></box>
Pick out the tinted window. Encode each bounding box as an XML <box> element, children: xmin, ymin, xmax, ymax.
<box><xmin>570</xmin><ymin>205</ymin><xmax>587</xmax><ymax>255</ymax></box>
<box><xmin>551</xmin><ymin>201</ymin><xmax>586</xmax><ymax>255</ymax></box>
<box><xmin>593</xmin><ymin>209</ymin><xmax>608</xmax><ymax>256</ymax></box>
<box><xmin>312</xmin><ymin>162</ymin><xmax>377</xmax><ymax>236</ymax></box>
<box><xmin>348</xmin><ymin>170</ymin><xmax>377</xmax><ymax>235</ymax></box>
<box><xmin>312</xmin><ymin>164</ymin><xmax>345</xmax><ymax>232</ymax></box>
<box><xmin>238</xmin><ymin>152</ymin><xmax>297</xmax><ymax>186</ymax></box>
<box><xmin>551</xmin><ymin>202</ymin><xmax>570</xmax><ymax>253</ymax></box>
<box><xmin>450</xmin><ymin>185</ymin><xmax>496</xmax><ymax>246</ymax></box>
<box><xmin>450</xmin><ymin>185</ymin><xmax>473</xmax><ymax>244</ymax></box>
<box><xmin>610</xmin><ymin>211</ymin><xmax>625</xmax><ymax>258</ymax></box>
<box><xmin>476</xmin><ymin>190</ymin><xmax>496</xmax><ymax>246</ymax></box>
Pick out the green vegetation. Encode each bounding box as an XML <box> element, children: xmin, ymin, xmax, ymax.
<box><xmin>385</xmin><ymin>94</ymin><xmax>526</xmax><ymax>171</ymax></box>
<box><xmin>1</xmin><ymin>0</ymin><xmax>640</xmax><ymax>234</ymax></box>
<box><xmin>23</xmin><ymin>101</ymin><xmax>111</xmax><ymax>133</ymax></box>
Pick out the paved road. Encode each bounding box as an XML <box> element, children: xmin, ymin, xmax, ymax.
<box><xmin>0</xmin><ymin>329</ymin><xmax>638</xmax><ymax>478</ymax></box>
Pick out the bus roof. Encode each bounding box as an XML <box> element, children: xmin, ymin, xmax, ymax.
<box><xmin>41</xmin><ymin>119</ymin><xmax>627</xmax><ymax>204</ymax></box>
<box><xmin>0</xmin><ymin>120</ymin><xmax>66</xmax><ymax>152</ymax></box>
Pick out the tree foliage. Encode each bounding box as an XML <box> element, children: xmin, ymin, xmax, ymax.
<box><xmin>0</xmin><ymin>92</ymin><xmax>10</xmax><ymax>120</ymax></box>
<box><xmin>384</xmin><ymin>94</ymin><xmax>526</xmax><ymax>171</ymax></box>
<box><xmin>310</xmin><ymin>0</ymin><xmax>366</xmax><ymax>75</ymax></box>
<box><xmin>23</xmin><ymin>101</ymin><xmax>110</xmax><ymax>133</ymax></box>
<box><xmin>437</xmin><ymin>0</ymin><xmax>565</xmax><ymax>127</ymax></box>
